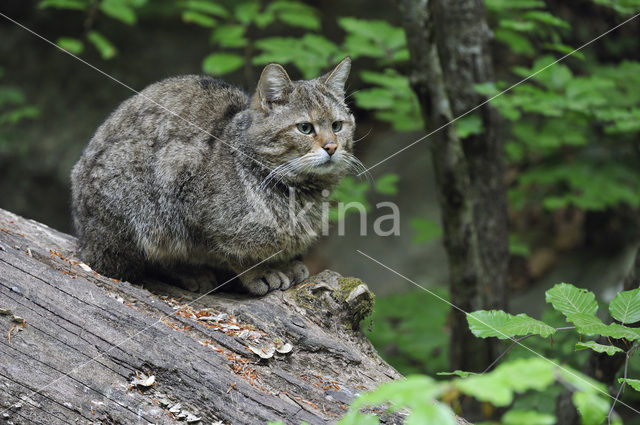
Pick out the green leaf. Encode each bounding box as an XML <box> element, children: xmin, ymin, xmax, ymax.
<box><xmin>100</xmin><ymin>0</ymin><xmax>137</xmax><ymax>25</ymax></box>
<box><xmin>338</xmin><ymin>17</ymin><xmax>407</xmax><ymax>61</ymax></box>
<box><xmin>56</xmin><ymin>37</ymin><xmax>84</xmax><ymax>54</ymax></box>
<box><xmin>330</xmin><ymin>176</ymin><xmax>370</xmax><ymax>221</ymax></box>
<box><xmin>267</xmin><ymin>0</ymin><xmax>321</xmax><ymax>30</ymax></box>
<box><xmin>0</xmin><ymin>86</ymin><xmax>25</xmax><ymax>107</ymax></box>
<box><xmin>181</xmin><ymin>10</ymin><xmax>216</xmax><ymax>27</ymax></box>
<box><xmin>572</xmin><ymin>391</ymin><xmax>609</xmax><ymax>425</ymax></box>
<box><xmin>545</xmin><ymin>283</ymin><xmax>599</xmax><ymax>317</ymax></box>
<box><xmin>467</xmin><ymin>310</ymin><xmax>556</xmax><ymax>339</ymax></box>
<box><xmin>543</xmin><ymin>43</ymin><xmax>585</xmax><ymax>60</ymax></box>
<box><xmin>455</xmin><ymin>114</ymin><xmax>484</xmax><ymax>138</ymax></box>
<box><xmin>354</xmin><ymin>70</ymin><xmax>423</xmax><ymax>131</ymax></box>
<box><xmin>353</xmin><ymin>88</ymin><xmax>395</xmax><ymax>109</ymax></box>
<box><xmin>566</xmin><ymin>313</ymin><xmax>640</xmax><ymax>340</ymax></box>
<box><xmin>38</xmin><ymin>0</ymin><xmax>88</xmax><ymax>10</ymax></box>
<box><xmin>410</xmin><ymin>218</ymin><xmax>442</xmax><ymax>244</ymax></box>
<box><xmin>87</xmin><ymin>31</ymin><xmax>117</xmax><ymax>59</ymax></box>
<box><xmin>351</xmin><ymin>375</ymin><xmax>444</xmax><ymax>410</ymax></box>
<box><xmin>339</xmin><ymin>411</ymin><xmax>380</xmax><ymax>425</ymax></box>
<box><xmin>502</xmin><ymin>409</ymin><xmax>555</xmax><ymax>425</ymax></box>
<box><xmin>457</xmin><ymin>358</ymin><xmax>555</xmax><ymax>406</ymax></box>
<box><xmin>202</xmin><ymin>53</ymin><xmax>244</xmax><ymax>75</ymax></box>
<box><xmin>253</xmin><ymin>35</ymin><xmax>339</xmax><ymax>79</ymax></box>
<box><xmin>486</xmin><ymin>0</ymin><xmax>546</xmax><ymax>10</ymax></box>
<box><xmin>360</xmin><ymin>70</ymin><xmax>409</xmax><ymax>90</ymax></box>
<box><xmin>210</xmin><ymin>25</ymin><xmax>247</xmax><ymax>48</ymax></box>
<box><xmin>234</xmin><ymin>1</ymin><xmax>260</xmax><ymax>24</ymax></box>
<box><xmin>374</xmin><ymin>174</ymin><xmax>399</xmax><ymax>195</ymax></box>
<box><xmin>180</xmin><ymin>0</ymin><xmax>228</xmax><ymax>17</ymax></box>
<box><xmin>406</xmin><ymin>403</ymin><xmax>456</xmax><ymax>425</ymax></box>
<box><xmin>522</xmin><ymin>11</ymin><xmax>570</xmax><ymax>28</ymax></box>
<box><xmin>619</xmin><ymin>378</ymin><xmax>640</xmax><ymax>392</ymax></box>
<box><xmin>0</xmin><ymin>105</ymin><xmax>39</xmax><ymax>125</ymax></box>
<box><xmin>575</xmin><ymin>341</ymin><xmax>624</xmax><ymax>356</ymax></box>
<box><xmin>436</xmin><ymin>370</ymin><xmax>479</xmax><ymax>378</ymax></box>
<box><xmin>494</xmin><ymin>28</ymin><xmax>535</xmax><ymax>55</ymax></box>
<box><xmin>609</xmin><ymin>288</ymin><xmax>640</xmax><ymax>324</ymax></box>
<box><xmin>509</xmin><ymin>234</ymin><xmax>530</xmax><ymax>257</ymax></box>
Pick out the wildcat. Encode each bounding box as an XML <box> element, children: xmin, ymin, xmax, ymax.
<box><xmin>70</xmin><ymin>58</ymin><xmax>359</xmax><ymax>295</ymax></box>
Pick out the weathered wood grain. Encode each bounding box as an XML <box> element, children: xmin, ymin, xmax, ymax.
<box><xmin>0</xmin><ymin>208</ymin><xmax>401</xmax><ymax>425</ymax></box>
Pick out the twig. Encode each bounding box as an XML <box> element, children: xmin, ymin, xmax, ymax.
<box><xmin>482</xmin><ymin>327</ymin><xmax>576</xmax><ymax>374</ymax></box>
<box><xmin>608</xmin><ymin>342</ymin><xmax>639</xmax><ymax>424</ymax></box>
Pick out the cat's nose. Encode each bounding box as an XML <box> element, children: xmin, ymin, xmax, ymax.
<box><xmin>323</xmin><ymin>143</ymin><xmax>337</xmax><ymax>156</ymax></box>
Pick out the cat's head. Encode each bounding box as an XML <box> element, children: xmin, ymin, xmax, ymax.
<box><xmin>244</xmin><ymin>58</ymin><xmax>361</xmax><ymax>188</ymax></box>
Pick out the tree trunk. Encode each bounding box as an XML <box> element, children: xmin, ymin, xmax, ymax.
<box><xmin>397</xmin><ymin>0</ymin><xmax>509</xmax><ymax>373</ymax></box>
<box><xmin>0</xmin><ymin>208</ymin><xmax>407</xmax><ymax>425</ymax></box>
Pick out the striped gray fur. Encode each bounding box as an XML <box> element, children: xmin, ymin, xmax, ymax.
<box><xmin>71</xmin><ymin>58</ymin><xmax>358</xmax><ymax>295</ymax></box>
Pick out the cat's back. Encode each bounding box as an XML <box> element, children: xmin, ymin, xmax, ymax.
<box><xmin>71</xmin><ymin>75</ymin><xmax>248</xmax><ymax>231</ymax></box>
<box><xmin>98</xmin><ymin>75</ymin><xmax>248</xmax><ymax>148</ymax></box>
<box><xmin>72</xmin><ymin>75</ymin><xmax>247</xmax><ymax>186</ymax></box>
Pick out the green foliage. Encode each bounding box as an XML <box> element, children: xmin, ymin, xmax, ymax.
<box><xmin>501</xmin><ymin>409</ymin><xmax>555</xmax><ymax>425</ymax></box>
<box><xmin>87</xmin><ymin>31</ymin><xmax>117</xmax><ymax>60</ymax></box>
<box><xmin>454</xmin><ymin>114</ymin><xmax>484</xmax><ymax>139</ymax></box>
<box><xmin>609</xmin><ymin>288</ymin><xmax>640</xmax><ymax>325</ymax></box>
<box><xmin>329</xmin><ymin>174</ymin><xmax>398</xmax><ymax>222</ymax></box>
<box><xmin>0</xmin><ymin>70</ymin><xmax>39</xmax><ymax>154</ymax></box>
<box><xmin>373</xmin><ymin>174</ymin><xmax>399</xmax><ymax>195</ymax></box>
<box><xmin>508</xmin><ymin>233</ymin><xmax>531</xmax><ymax>256</ymax></box>
<box><xmin>576</xmin><ymin>341</ymin><xmax>624</xmax><ymax>356</ymax></box>
<box><xmin>545</xmin><ymin>283</ymin><xmax>599</xmax><ymax>317</ymax></box>
<box><xmin>456</xmin><ymin>358</ymin><xmax>556</xmax><ymax>406</ymax></box>
<box><xmin>410</xmin><ymin>217</ymin><xmax>442</xmax><ymax>244</ymax></box>
<box><xmin>467</xmin><ymin>310</ymin><xmax>556</xmax><ymax>339</ymax></box>
<box><xmin>339</xmin><ymin>376</ymin><xmax>455</xmax><ymax>425</ymax></box>
<box><xmin>99</xmin><ymin>0</ymin><xmax>141</xmax><ymax>25</ymax></box>
<box><xmin>56</xmin><ymin>37</ymin><xmax>84</xmax><ymax>54</ymax></box>
<box><xmin>619</xmin><ymin>378</ymin><xmax>640</xmax><ymax>392</ymax></box>
<box><xmin>38</xmin><ymin>0</ymin><xmax>89</xmax><ymax>11</ymax></box>
<box><xmin>483</xmin><ymin>1</ymin><xmax>640</xmax><ymax>216</ymax></box>
<box><xmin>203</xmin><ymin>52</ymin><xmax>245</xmax><ymax>75</ymax></box>
<box><xmin>365</xmin><ymin>288</ymin><xmax>449</xmax><ymax>375</ymax></box>
<box><xmin>253</xmin><ymin>34</ymin><xmax>340</xmax><ymax>79</ymax></box>
<box><xmin>339</xmin><ymin>356</ymin><xmax>611</xmax><ymax>425</ymax></box>
<box><xmin>179</xmin><ymin>0</ymin><xmax>330</xmax><ymax>78</ymax></box>
<box><xmin>38</xmin><ymin>0</ymin><xmax>144</xmax><ymax>59</ymax></box>
<box><xmin>354</xmin><ymin>70</ymin><xmax>423</xmax><ymax>131</ymax></box>
<box><xmin>350</xmin><ymin>283</ymin><xmax>640</xmax><ymax>425</ymax></box>
<box><xmin>337</xmin><ymin>17</ymin><xmax>408</xmax><ymax>62</ymax></box>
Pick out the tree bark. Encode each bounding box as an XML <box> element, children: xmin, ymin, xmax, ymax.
<box><xmin>397</xmin><ymin>0</ymin><xmax>508</xmax><ymax>373</ymax></box>
<box><xmin>0</xmin><ymin>208</ymin><xmax>407</xmax><ymax>425</ymax></box>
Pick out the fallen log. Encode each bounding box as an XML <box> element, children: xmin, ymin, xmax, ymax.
<box><xmin>0</xmin><ymin>207</ymin><xmax>404</xmax><ymax>425</ymax></box>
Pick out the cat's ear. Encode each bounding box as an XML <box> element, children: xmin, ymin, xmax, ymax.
<box><xmin>322</xmin><ymin>57</ymin><xmax>351</xmax><ymax>96</ymax></box>
<box><xmin>254</xmin><ymin>63</ymin><xmax>293</xmax><ymax>108</ymax></box>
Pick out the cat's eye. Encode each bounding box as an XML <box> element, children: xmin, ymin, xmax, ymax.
<box><xmin>296</xmin><ymin>122</ymin><xmax>314</xmax><ymax>135</ymax></box>
<box><xmin>332</xmin><ymin>121</ymin><xmax>343</xmax><ymax>133</ymax></box>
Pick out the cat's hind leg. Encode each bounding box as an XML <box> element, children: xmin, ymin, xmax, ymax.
<box><xmin>147</xmin><ymin>263</ymin><xmax>219</xmax><ymax>293</ymax></box>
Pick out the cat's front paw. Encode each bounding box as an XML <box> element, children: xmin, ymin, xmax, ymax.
<box><xmin>240</xmin><ymin>269</ymin><xmax>291</xmax><ymax>296</ymax></box>
<box><xmin>282</xmin><ymin>260</ymin><xmax>309</xmax><ymax>287</ymax></box>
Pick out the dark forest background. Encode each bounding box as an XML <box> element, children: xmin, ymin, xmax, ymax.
<box><xmin>1</xmin><ymin>0</ymin><xmax>640</xmax><ymax>423</ymax></box>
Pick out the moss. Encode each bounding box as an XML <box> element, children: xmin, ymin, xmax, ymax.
<box><xmin>333</xmin><ymin>277</ymin><xmax>365</xmax><ymax>303</ymax></box>
<box><xmin>334</xmin><ymin>277</ymin><xmax>376</xmax><ymax>330</ymax></box>
<box><xmin>293</xmin><ymin>284</ymin><xmax>321</xmax><ymax>311</ymax></box>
